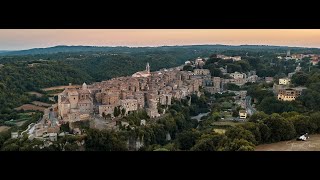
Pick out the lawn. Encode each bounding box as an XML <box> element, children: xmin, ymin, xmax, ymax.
<box><xmin>0</xmin><ymin>126</ymin><xmax>10</xmax><ymax>132</ymax></box>
<box><xmin>213</xmin><ymin>128</ymin><xmax>226</xmax><ymax>134</ymax></box>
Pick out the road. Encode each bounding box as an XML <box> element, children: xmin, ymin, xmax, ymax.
<box><xmin>191</xmin><ymin>112</ymin><xmax>210</xmax><ymax>122</ymax></box>
<box><xmin>246</xmin><ymin>96</ymin><xmax>256</xmax><ymax>116</ymax></box>
<box><xmin>20</xmin><ymin>122</ymin><xmax>35</xmax><ymax>137</ymax></box>
<box><xmin>20</xmin><ymin>103</ymin><xmax>57</xmax><ymax>137</ymax></box>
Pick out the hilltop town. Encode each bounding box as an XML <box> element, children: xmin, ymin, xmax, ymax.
<box><xmin>2</xmin><ymin>46</ymin><xmax>320</xmax><ymax>151</ymax></box>
<box><xmin>21</xmin><ymin>51</ymin><xmax>314</xmax><ymax>143</ymax></box>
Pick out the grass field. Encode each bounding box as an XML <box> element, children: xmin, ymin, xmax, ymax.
<box><xmin>213</xmin><ymin>129</ymin><xmax>226</xmax><ymax>134</ymax></box>
<box><xmin>32</xmin><ymin>101</ymin><xmax>52</xmax><ymax>107</ymax></box>
<box><xmin>255</xmin><ymin>134</ymin><xmax>320</xmax><ymax>151</ymax></box>
<box><xmin>14</xmin><ymin>104</ymin><xmax>46</xmax><ymax>112</ymax></box>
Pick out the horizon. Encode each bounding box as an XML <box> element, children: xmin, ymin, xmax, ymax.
<box><xmin>1</xmin><ymin>44</ymin><xmax>319</xmax><ymax>52</ymax></box>
<box><xmin>1</xmin><ymin>29</ymin><xmax>320</xmax><ymax>50</ymax></box>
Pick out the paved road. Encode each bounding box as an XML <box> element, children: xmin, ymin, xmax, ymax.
<box><xmin>191</xmin><ymin>112</ymin><xmax>210</xmax><ymax>122</ymax></box>
<box><xmin>246</xmin><ymin>96</ymin><xmax>256</xmax><ymax>116</ymax></box>
<box><xmin>20</xmin><ymin>123</ymin><xmax>35</xmax><ymax>137</ymax></box>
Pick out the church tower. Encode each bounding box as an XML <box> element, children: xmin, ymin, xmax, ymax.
<box><xmin>287</xmin><ymin>50</ymin><xmax>291</xmax><ymax>57</ymax></box>
<box><xmin>82</xmin><ymin>82</ymin><xmax>87</xmax><ymax>90</ymax></box>
<box><xmin>146</xmin><ymin>63</ymin><xmax>150</xmax><ymax>73</ymax></box>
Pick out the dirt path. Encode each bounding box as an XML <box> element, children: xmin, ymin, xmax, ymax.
<box><xmin>42</xmin><ymin>85</ymin><xmax>80</xmax><ymax>91</ymax></box>
<box><xmin>255</xmin><ymin>134</ymin><xmax>320</xmax><ymax>151</ymax></box>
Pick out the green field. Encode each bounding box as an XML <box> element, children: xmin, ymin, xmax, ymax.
<box><xmin>213</xmin><ymin>129</ymin><xmax>226</xmax><ymax>134</ymax></box>
<box><xmin>3</xmin><ymin>113</ymin><xmax>34</xmax><ymax>127</ymax></box>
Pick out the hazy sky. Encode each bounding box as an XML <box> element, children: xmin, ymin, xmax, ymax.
<box><xmin>0</xmin><ymin>29</ymin><xmax>320</xmax><ymax>50</ymax></box>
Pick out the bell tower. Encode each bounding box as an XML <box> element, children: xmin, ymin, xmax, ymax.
<box><xmin>146</xmin><ymin>63</ymin><xmax>150</xmax><ymax>73</ymax></box>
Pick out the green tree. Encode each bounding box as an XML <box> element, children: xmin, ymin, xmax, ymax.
<box><xmin>287</xmin><ymin>115</ymin><xmax>316</xmax><ymax>135</ymax></box>
<box><xmin>191</xmin><ymin>134</ymin><xmax>227</xmax><ymax>151</ymax></box>
<box><xmin>310</xmin><ymin>112</ymin><xmax>320</xmax><ymax>133</ymax></box>
<box><xmin>60</xmin><ymin>122</ymin><xmax>70</xmax><ymax>133</ymax></box>
<box><xmin>225</xmin><ymin>126</ymin><xmax>256</xmax><ymax>144</ymax></box>
<box><xmin>121</xmin><ymin>108</ymin><xmax>126</xmax><ymax>116</ymax></box>
<box><xmin>258</xmin><ymin>122</ymin><xmax>271</xmax><ymax>143</ymax></box>
<box><xmin>291</xmin><ymin>72</ymin><xmax>309</xmax><ymax>86</ymax></box>
<box><xmin>85</xmin><ymin>129</ymin><xmax>127</xmax><ymax>151</ymax></box>
<box><xmin>240</xmin><ymin>122</ymin><xmax>262</xmax><ymax>144</ymax></box>
<box><xmin>263</xmin><ymin>113</ymin><xmax>296</xmax><ymax>142</ymax></box>
<box><xmin>183</xmin><ymin>65</ymin><xmax>193</xmax><ymax>71</ymax></box>
<box><xmin>249</xmin><ymin>112</ymin><xmax>268</xmax><ymax>122</ymax></box>
<box><xmin>176</xmin><ymin>130</ymin><xmax>201</xmax><ymax>150</ymax></box>
<box><xmin>225</xmin><ymin>139</ymin><xmax>255</xmax><ymax>151</ymax></box>
<box><xmin>114</xmin><ymin>106</ymin><xmax>120</xmax><ymax>117</ymax></box>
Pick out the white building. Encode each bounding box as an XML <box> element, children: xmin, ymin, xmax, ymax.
<box><xmin>279</xmin><ymin>78</ymin><xmax>291</xmax><ymax>85</ymax></box>
<box><xmin>230</xmin><ymin>72</ymin><xmax>246</xmax><ymax>79</ymax></box>
<box><xmin>239</xmin><ymin>110</ymin><xmax>247</xmax><ymax>119</ymax></box>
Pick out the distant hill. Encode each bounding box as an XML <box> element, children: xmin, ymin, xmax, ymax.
<box><xmin>0</xmin><ymin>50</ymin><xmax>11</xmax><ymax>54</ymax></box>
<box><xmin>1</xmin><ymin>45</ymin><xmax>319</xmax><ymax>56</ymax></box>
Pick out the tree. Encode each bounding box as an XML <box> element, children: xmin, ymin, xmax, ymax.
<box><xmin>227</xmin><ymin>64</ymin><xmax>242</xmax><ymax>73</ymax></box>
<box><xmin>1</xmin><ymin>143</ymin><xmax>20</xmax><ymax>151</ymax></box>
<box><xmin>287</xmin><ymin>115</ymin><xmax>316</xmax><ymax>135</ymax></box>
<box><xmin>176</xmin><ymin>130</ymin><xmax>201</xmax><ymax>150</ymax></box>
<box><xmin>263</xmin><ymin>113</ymin><xmax>296</xmax><ymax>142</ymax></box>
<box><xmin>106</xmin><ymin>114</ymin><xmax>112</xmax><ymax>119</ymax></box>
<box><xmin>54</xmin><ymin>95</ymin><xmax>58</xmax><ymax>102</ymax></box>
<box><xmin>102</xmin><ymin>112</ymin><xmax>106</xmax><ymax>119</ymax></box>
<box><xmin>225</xmin><ymin>139</ymin><xmax>255</xmax><ymax>151</ymax></box>
<box><xmin>60</xmin><ymin>122</ymin><xmax>70</xmax><ymax>133</ymax></box>
<box><xmin>114</xmin><ymin>106</ymin><xmax>120</xmax><ymax>117</ymax></box>
<box><xmin>249</xmin><ymin>112</ymin><xmax>268</xmax><ymax>122</ymax></box>
<box><xmin>258</xmin><ymin>122</ymin><xmax>271</xmax><ymax>143</ymax></box>
<box><xmin>183</xmin><ymin>65</ymin><xmax>193</xmax><ymax>71</ymax></box>
<box><xmin>258</xmin><ymin>97</ymin><xmax>295</xmax><ymax>114</ymax></box>
<box><xmin>225</xmin><ymin>83</ymin><xmax>240</xmax><ymax>91</ymax></box>
<box><xmin>191</xmin><ymin>138</ymin><xmax>215</xmax><ymax>151</ymax></box>
<box><xmin>121</xmin><ymin>108</ymin><xmax>126</xmax><ymax>116</ymax></box>
<box><xmin>236</xmin><ymin>60</ymin><xmax>251</xmax><ymax>72</ymax></box>
<box><xmin>298</xmin><ymin>88</ymin><xmax>320</xmax><ymax>111</ymax></box>
<box><xmin>191</xmin><ymin>134</ymin><xmax>226</xmax><ymax>151</ymax></box>
<box><xmin>310</xmin><ymin>112</ymin><xmax>320</xmax><ymax>133</ymax></box>
<box><xmin>291</xmin><ymin>72</ymin><xmax>309</xmax><ymax>86</ymax></box>
<box><xmin>85</xmin><ymin>129</ymin><xmax>127</xmax><ymax>151</ymax></box>
<box><xmin>225</xmin><ymin>126</ymin><xmax>256</xmax><ymax>144</ymax></box>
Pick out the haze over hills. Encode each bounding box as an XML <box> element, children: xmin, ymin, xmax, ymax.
<box><xmin>0</xmin><ymin>50</ymin><xmax>11</xmax><ymax>53</ymax></box>
<box><xmin>1</xmin><ymin>45</ymin><xmax>320</xmax><ymax>56</ymax></box>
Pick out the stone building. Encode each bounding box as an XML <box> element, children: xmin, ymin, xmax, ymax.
<box><xmin>193</xmin><ymin>69</ymin><xmax>210</xmax><ymax>76</ymax></box>
<box><xmin>277</xmin><ymin>87</ymin><xmax>306</xmax><ymax>101</ymax></box>
<box><xmin>58</xmin><ymin>62</ymin><xmax>202</xmax><ymax>121</ymax></box>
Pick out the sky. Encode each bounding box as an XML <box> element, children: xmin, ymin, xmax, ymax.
<box><xmin>0</xmin><ymin>29</ymin><xmax>320</xmax><ymax>50</ymax></box>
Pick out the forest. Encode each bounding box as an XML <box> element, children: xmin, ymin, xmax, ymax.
<box><xmin>0</xmin><ymin>47</ymin><xmax>210</xmax><ymax>121</ymax></box>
